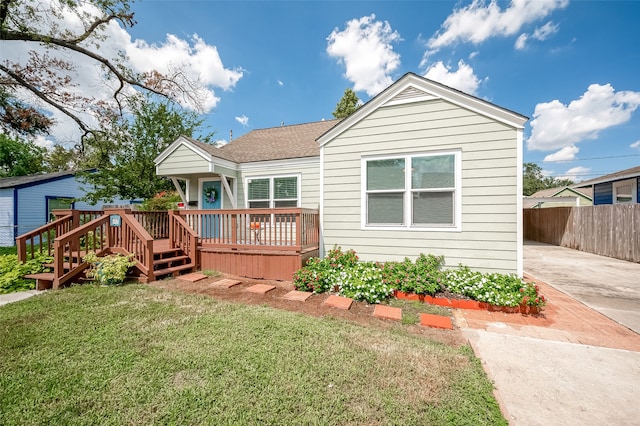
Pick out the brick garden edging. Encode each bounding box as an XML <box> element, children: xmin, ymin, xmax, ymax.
<box><xmin>394</xmin><ymin>291</ymin><xmax>541</xmax><ymax>315</ymax></box>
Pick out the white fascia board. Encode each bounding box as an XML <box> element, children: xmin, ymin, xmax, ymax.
<box><xmin>238</xmin><ymin>156</ymin><xmax>320</xmax><ymax>172</ymax></box>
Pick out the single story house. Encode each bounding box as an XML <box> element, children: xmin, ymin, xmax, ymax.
<box><xmin>574</xmin><ymin>165</ymin><xmax>640</xmax><ymax>205</ymax></box>
<box><xmin>524</xmin><ymin>186</ymin><xmax>593</xmax><ymax>209</ymax></box>
<box><xmin>155</xmin><ymin>72</ymin><xmax>528</xmax><ymax>275</ymax></box>
<box><xmin>0</xmin><ymin>170</ymin><xmax>131</xmax><ymax>247</ymax></box>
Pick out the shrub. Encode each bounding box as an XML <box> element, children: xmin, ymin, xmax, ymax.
<box><xmin>381</xmin><ymin>254</ymin><xmax>444</xmax><ymax>295</ymax></box>
<box><xmin>293</xmin><ymin>246</ymin><xmax>359</xmax><ymax>293</ymax></box>
<box><xmin>444</xmin><ymin>266</ymin><xmax>546</xmax><ymax>308</ymax></box>
<box><xmin>0</xmin><ymin>252</ymin><xmax>53</xmax><ymax>294</ymax></box>
<box><xmin>140</xmin><ymin>191</ymin><xmax>181</xmax><ymax>211</ymax></box>
<box><xmin>84</xmin><ymin>252</ymin><xmax>137</xmax><ymax>285</ymax></box>
<box><xmin>293</xmin><ymin>249</ymin><xmax>547</xmax><ymax>308</ymax></box>
<box><xmin>337</xmin><ymin>262</ymin><xmax>394</xmax><ymax>304</ymax></box>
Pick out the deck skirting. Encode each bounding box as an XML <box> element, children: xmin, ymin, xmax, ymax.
<box><xmin>199</xmin><ymin>247</ymin><xmax>318</xmax><ymax>281</ymax></box>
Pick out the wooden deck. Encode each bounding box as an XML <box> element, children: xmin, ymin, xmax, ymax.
<box><xmin>17</xmin><ymin>208</ymin><xmax>320</xmax><ymax>285</ymax></box>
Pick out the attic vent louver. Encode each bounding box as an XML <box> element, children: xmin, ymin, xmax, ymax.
<box><xmin>394</xmin><ymin>86</ymin><xmax>429</xmax><ymax>101</ymax></box>
<box><xmin>385</xmin><ymin>86</ymin><xmax>438</xmax><ymax>107</ymax></box>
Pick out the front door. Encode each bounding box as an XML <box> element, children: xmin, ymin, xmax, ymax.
<box><xmin>201</xmin><ymin>180</ymin><xmax>222</xmax><ymax>238</ymax></box>
<box><xmin>202</xmin><ymin>180</ymin><xmax>222</xmax><ymax>209</ymax></box>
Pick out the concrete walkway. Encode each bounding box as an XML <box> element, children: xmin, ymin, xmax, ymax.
<box><xmin>457</xmin><ymin>243</ymin><xmax>640</xmax><ymax>425</ymax></box>
<box><xmin>0</xmin><ymin>290</ymin><xmax>40</xmax><ymax>306</ymax></box>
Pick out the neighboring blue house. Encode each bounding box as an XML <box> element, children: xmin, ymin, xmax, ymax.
<box><xmin>0</xmin><ymin>170</ymin><xmax>129</xmax><ymax>247</ymax></box>
<box><xmin>574</xmin><ymin>165</ymin><xmax>640</xmax><ymax>205</ymax></box>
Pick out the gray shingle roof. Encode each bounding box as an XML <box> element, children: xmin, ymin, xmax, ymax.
<box><xmin>186</xmin><ymin>119</ymin><xmax>341</xmax><ymax>164</ymax></box>
<box><xmin>0</xmin><ymin>170</ymin><xmax>78</xmax><ymax>189</ymax></box>
<box><xmin>574</xmin><ymin>165</ymin><xmax>640</xmax><ymax>187</ymax></box>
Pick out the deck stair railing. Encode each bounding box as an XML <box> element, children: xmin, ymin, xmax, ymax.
<box><xmin>168</xmin><ymin>210</ymin><xmax>198</xmax><ymax>267</ymax></box>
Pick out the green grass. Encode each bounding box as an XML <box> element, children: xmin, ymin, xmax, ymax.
<box><xmin>0</xmin><ymin>285</ymin><xmax>506</xmax><ymax>425</ymax></box>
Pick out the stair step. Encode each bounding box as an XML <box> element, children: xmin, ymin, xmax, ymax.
<box><xmin>153</xmin><ymin>263</ymin><xmax>195</xmax><ymax>278</ymax></box>
<box><xmin>24</xmin><ymin>273</ymin><xmax>55</xmax><ymax>290</ymax></box>
<box><xmin>153</xmin><ymin>255</ymin><xmax>189</xmax><ymax>266</ymax></box>
<box><xmin>154</xmin><ymin>249</ymin><xmax>182</xmax><ymax>259</ymax></box>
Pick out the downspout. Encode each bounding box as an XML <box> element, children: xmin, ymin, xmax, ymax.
<box><xmin>13</xmin><ymin>187</ymin><xmax>18</xmax><ymax>242</ymax></box>
<box><xmin>319</xmin><ymin>145</ymin><xmax>325</xmax><ymax>257</ymax></box>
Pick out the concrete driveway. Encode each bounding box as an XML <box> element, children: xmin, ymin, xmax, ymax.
<box><xmin>458</xmin><ymin>244</ymin><xmax>640</xmax><ymax>425</ymax></box>
<box><xmin>524</xmin><ymin>240</ymin><xmax>640</xmax><ymax>334</ymax></box>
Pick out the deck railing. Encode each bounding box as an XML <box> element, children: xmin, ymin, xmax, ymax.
<box><xmin>176</xmin><ymin>208</ymin><xmax>319</xmax><ymax>251</ymax></box>
<box><xmin>52</xmin><ymin>215</ymin><xmax>110</xmax><ymax>288</ymax></box>
<box><xmin>131</xmin><ymin>211</ymin><xmax>169</xmax><ymax>239</ymax></box>
<box><xmin>16</xmin><ymin>210</ymin><xmax>102</xmax><ymax>261</ymax></box>
<box><xmin>168</xmin><ymin>211</ymin><xmax>198</xmax><ymax>265</ymax></box>
<box><xmin>105</xmin><ymin>209</ymin><xmax>155</xmax><ymax>281</ymax></box>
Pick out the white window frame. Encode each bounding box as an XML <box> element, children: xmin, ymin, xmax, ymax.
<box><xmin>361</xmin><ymin>150</ymin><xmax>462</xmax><ymax>232</ymax></box>
<box><xmin>613</xmin><ymin>178</ymin><xmax>637</xmax><ymax>204</ymax></box>
<box><xmin>244</xmin><ymin>174</ymin><xmax>301</xmax><ymax>208</ymax></box>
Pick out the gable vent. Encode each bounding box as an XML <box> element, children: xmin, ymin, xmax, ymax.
<box><xmin>386</xmin><ymin>86</ymin><xmax>438</xmax><ymax>106</ymax></box>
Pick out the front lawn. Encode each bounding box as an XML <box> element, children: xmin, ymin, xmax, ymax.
<box><xmin>0</xmin><ymin>285</ymin><xmax>506</xmax><ymax>425</ymax></box>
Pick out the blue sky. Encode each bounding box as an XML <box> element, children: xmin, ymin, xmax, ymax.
<box><xmin>10</xmin><ymin>0</ymin><xmax>640</xmax><ymax>182</ymax></box>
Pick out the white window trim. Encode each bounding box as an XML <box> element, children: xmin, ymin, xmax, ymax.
<box><xmin>244</xmin><ymin>173</ymin><xmax>301</xmax><ymax>208</ymax></box>
<box><xmin>360</xmin><ymin>150</ymin><xmax>462</xmax><ymax>232</ymax></box>
<box><xmin>613</xmin><ymin>178</ymin><xmax>637</xmax><ymax>204</ymax></box>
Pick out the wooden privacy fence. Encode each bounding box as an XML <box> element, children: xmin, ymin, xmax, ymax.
<box><xmin>524</xmin><ymin>204</ymin><xmax>640</xmax><ymax>263</ymax></box>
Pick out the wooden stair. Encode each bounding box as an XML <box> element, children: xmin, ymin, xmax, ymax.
<box><xmin>150</xmin><ymin>247</ymin><xmax>195</xmax><ymax>280</ymax></box>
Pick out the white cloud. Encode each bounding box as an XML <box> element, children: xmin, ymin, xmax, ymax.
<box><xmin>515</xmin><ymin>21</ymin><xmax>559</xmax><ymax>50</ymax></box>
<box><xmin>327</xmin><ymin>14</ymin><xmax>402</xmax><ymax>97</ymax></box>
<box><xmin>423</xmin><ymin>60</ymin><xmax>483</xmax><ymax>95</ymax></box>
<box><xmin>32</xmin><ymin>135</ymin><xmax>55</xmax><ymax>150</ymax></box>
<box><xmin>528</xmin><ymin>83</ymin><xmax>640</xmax><ymax>151</ymax></box>
<box><xmin>235</xmin><ymin>115</ymin><xmax>249</xmax><ymax>126</ymax></box>
<box><xmin>277</xmin><ymin>80</ymin><xmax>284</xmax><ymax>86</ymax></box>
<box><xmin>543</xmin><ymin>145</ymin><xmax>579</xmax><ymax>162</ymax></box>
<box><xmin>514</xmin><ymin>33</ymin><xmax>529</xmax><ymax>50</ymax></box>
<box><xmin>127</xmin><ymin>34</ymin><xmax>244</xmax><ymax>111</ymax></box>
<box><xmin>0</xmin><ymin>0</ymin><xmax>242</xmax><ymax>145</ymax></box>
<box><xmin>533</xmin><ymin>21</ymin><xmax>559</xmax><ymax>40</ymax></box>
<box><xmin>557</xmin><ymin>166</ymin><xmax>591</xmax><ymax>182</ymax></box>
<box><xmin>630</xmin><ymin>140</ymin><xmax>640</xmax><ymax>149</ymax></box>
<box><xmin>428</xmin><ymin>0</ymin><xmax>568</xmax><ymax>52</ymax></box>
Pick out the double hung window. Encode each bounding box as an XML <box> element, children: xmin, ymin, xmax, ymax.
<box><xmin>613</xmin><ymin>179</ymin><xmax>637</xmax><ymax>204</ymax></box>
<box><xmin>364</xmin><ymin>151</ymin><xmax>460</xmax><ymax>230</ymax></box>
<box><xmin>247</xmin><ymin>176</ymin><xmax>299</xmax><ymax>208</ymax></box>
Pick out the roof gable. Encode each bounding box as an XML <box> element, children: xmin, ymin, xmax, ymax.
<box><xmin>318</xmin><ymin>72</ymin><xmax>528</xmax><ymax>147</ymax></box>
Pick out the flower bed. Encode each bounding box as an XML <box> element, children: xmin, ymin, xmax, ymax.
<box><xmin>293</xmin><ymin>246</ymin><xmax>546</xmax><ymax>312</ymax></box>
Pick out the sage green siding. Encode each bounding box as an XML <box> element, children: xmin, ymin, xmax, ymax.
<box><xmin>157</xmin><ymin>145</ymin><xmax>211</xmax><ymax>175</ymax></box>
<box><xmin>322</xmin><ymin>99</ymin><xmax>520</xmax><ymax>274</ymax></box>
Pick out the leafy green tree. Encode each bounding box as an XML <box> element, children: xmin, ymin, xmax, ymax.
<box><xmin>0</xmin><ymin>0</ymin><xmax>206</xmax><ymax>146</ymax></box>
<box><xmin>45</xmin><ymin>144</ymin><xmax>76</xmax><ymax>172</ymax></box>
<box><xmin>332</xmin><ymin>88</ymin><xmax>361</xmax><ymax>119</ymax></box>
<box><xmin>0</xmin><ymin>134</ymin><xmax>46</xmax><ymax>177</ymax></box>
<box><xmin>79</xmin><ymin>95</ymin><xmax>214</xmax><ymax>203</ymax></box>
<box><xmin>523</xmin><ymin>162</ymin><xmax>574</xmax><ymax>196</ymax></box>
